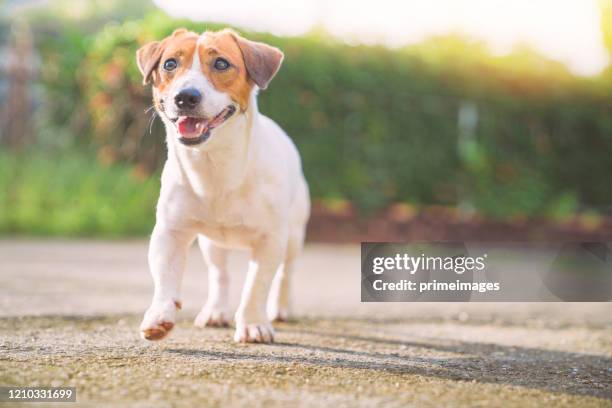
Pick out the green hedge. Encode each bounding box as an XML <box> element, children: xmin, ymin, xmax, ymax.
<box><xmin>38</xmin><ymin>12</ymin><xmax>612</xmax><ymax>219</ymax></box>
<box><xmin>0</xmin><ymin>150</ymin><xmax>159</xmax><ymax>236</ymax></box>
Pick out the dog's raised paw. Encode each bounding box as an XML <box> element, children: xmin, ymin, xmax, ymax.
<box><xmin>194</xmin><ymin>305</ymin><xmax>230</xmax><ymax>328</ymax></box>
<box><xmin>141</xmin><ymin>321</ymin><xmax>174</xmax><ymax>340</ymax></box>
<box><xmin>140</xmin><ymin>300</ymin><xmax>179</xmax><ymax>341</ymax></box>
<box><xmin>234</xmin><ymin>322</ymin><xmax>275</xmax><ymax>343</ymax></box>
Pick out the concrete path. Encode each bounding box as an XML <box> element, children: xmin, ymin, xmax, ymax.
<box><xmin>1</xmin><ymin>240</ymin><xmax>611</xmax><ymax>407</ymax></box>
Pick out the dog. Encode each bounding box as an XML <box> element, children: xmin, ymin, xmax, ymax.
<box><xmin>136</xmin><ymin>28</ymin><xmax>310</xmax><ymax>343</ymax></box>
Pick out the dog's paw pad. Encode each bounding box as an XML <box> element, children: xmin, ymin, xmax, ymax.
<box><xmin>194</xmin><ymin>306</ymin><xmax>230</xmax><ymax>328</ymax></box>
<box><xmin>141</xmin><ymin>322</ymin><xmax>174</xmax><ymax>341</ymax></box>
<box><xmin>140</xmin><ymin>301</ymin><xmax>179</xmax><ymax>341</ymax></box>
<box><xmin>234</xmin><ymin>322</ymin><xmax>275</xmax><ymax>343</ymax></box>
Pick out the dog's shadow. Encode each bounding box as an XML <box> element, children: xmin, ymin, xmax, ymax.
<box><xmin>167</xmin><ymin>322</ymin><xmax>612</xmax><ymax>400</ymax></box>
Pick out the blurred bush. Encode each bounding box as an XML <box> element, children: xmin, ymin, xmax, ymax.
<box><xmin>0</xmin><ymin>150</ymin><xmax>159</xmax><ymax>236</ymax></box>
<box><xmin>6</xmin><ymin>11</ymin><xmax>612</xmax><ymax>236</ymax></box>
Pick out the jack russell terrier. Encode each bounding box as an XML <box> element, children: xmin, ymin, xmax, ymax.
<box><xmin>136</xmin><ymin>28</ymin><xmax>310</xmax><ymax>343</ymax></box>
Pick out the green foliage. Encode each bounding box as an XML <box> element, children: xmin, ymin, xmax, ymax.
<box><xmin>13</xmin><ymin>11</ymin><xmax>612</xmax><ymax>236</ymax></box>
<box><xmin>36</xmin><ymin>27</ymin><xmax>93</xmax><ymax>149</ymax></box>
<box><xmin>0</xmin><ymin>150</ymin><xmax>159</xmax><ymax>237</ymax></box>
<box><xmin>600</xmin><ymin>0</ymin><xmax>612</xmax><ymax>55</ymax></box>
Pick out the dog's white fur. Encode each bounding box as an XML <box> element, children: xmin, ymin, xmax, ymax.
<box><xmin>139</xmin><ymin>33</ymin><xmax>310</xmax><ymax>343</ymax></box>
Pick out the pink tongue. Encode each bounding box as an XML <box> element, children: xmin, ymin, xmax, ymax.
<box><xmin>177</xmin><ymin>117</ymin><xmax>205</xmax><ymax>138</ymax></box>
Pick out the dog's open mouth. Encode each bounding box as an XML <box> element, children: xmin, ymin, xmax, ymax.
<box><xmin>173</xmin><ymin>105</ymin><xmax>236</xmax><ymax>146</ymax></box>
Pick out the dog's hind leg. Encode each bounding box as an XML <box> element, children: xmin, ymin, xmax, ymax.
<box><xmin>267</xmin><ymin>226</ymin><xmax>304</xmax><ymax>322</ymax></box>
<box><xmin>267</xmin><ymin>260</ymin><xmax>294</xmax><ymax>322</ymax></box>
<box><xmin>234</xmin><ymin>233</ymin><xmax>286</xmax><ymax>343</ymax></box>
<box><xmin>194</xmin><ymin>235</ymin><xmax>231</xmax><ymax>328</ymax></box>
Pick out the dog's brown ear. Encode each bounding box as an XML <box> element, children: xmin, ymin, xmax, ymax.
<box><xmin>136</xmin><ymin>41</ymin><xmax>163</xmax><ymax>85</ymax></box>
<box><xmin>231</xmin><ymin>32</ymin><xmax>284</xmax><ymax>90</ymax></box>
<box><xmin>171</xmin><ymin>28</ymin><xmax>189</xmax><ymax>37</ymax></box>
<box><xmin>137</xmin><ymin>29</ymin><xmax>191</xmax><ymax>85</ymax></box>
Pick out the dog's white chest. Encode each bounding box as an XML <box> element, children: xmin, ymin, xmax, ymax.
<box><xmin>162</xmin><ymin>184</ymin><xmax>265</xmax><ymax>248</ymax></box>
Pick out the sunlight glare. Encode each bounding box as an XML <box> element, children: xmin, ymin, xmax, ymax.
<box><xmin>154</xmin><ymin>0</ymin><xmax>609</xmax><ymax>76</ymax></box>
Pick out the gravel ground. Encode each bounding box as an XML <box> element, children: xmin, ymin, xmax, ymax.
<box><xmin>1</xmin><ymin>240</ymin><xmax>611</xmax><ymax>407</ymax></box>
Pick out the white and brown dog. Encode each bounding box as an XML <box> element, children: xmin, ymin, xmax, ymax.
<box><xmin>136</xmin><ymin>28</ymin><xmax>310</xmax><ymax>343</ymax></box>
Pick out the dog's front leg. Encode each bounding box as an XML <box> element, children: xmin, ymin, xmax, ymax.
<box><xmin>140</xmin><ymin>224</ymin><xmax>195</xmax><ymax>341</ymax></box>
<box><xmin>234</xmin><ymin>234</ymin><xmax>286</xmax><ymax>343</ymax></box>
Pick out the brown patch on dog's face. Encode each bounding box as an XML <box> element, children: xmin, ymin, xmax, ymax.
<box><xmin>137</xmin><ymin>29</ymin><xmax>200</xmax><ymax>112</ymax></box>
<box><xmin>154</xmin><ymin>33</ymin><xmax>197</xmax><ymax>92</ymax></box>
<box><xmin>197</xmin><ymin>30</ymin><xmax>253</xmax><ymax>110</ymax></box>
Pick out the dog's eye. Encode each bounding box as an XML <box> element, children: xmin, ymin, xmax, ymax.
<box><xmin>213</xmin><ymin>57</ymin><xmax>230</xmax><ymax>71</ymax></box>
<box><xmin>163</xmin><ymin>58</ymin><xmax>178</xmax><ymax>71</ymax></box>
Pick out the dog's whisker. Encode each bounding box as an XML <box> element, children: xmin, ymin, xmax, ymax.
<box><xmin>144</xmin><ymin>105</ymin><xmax>156</xmax><ymax>114</ymax></box>
<box><xmin>148</xmin><ymin>111</ymin><xmax>158</xmax><ymax>135</ymax></box>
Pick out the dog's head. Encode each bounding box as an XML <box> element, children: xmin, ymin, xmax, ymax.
<box><xmin>136</xmin><ymin>28</ymin><xmax>283</xmax><ymax>146</ymax></box>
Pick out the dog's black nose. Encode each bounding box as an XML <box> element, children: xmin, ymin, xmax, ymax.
<box><xmin>174</xmin><ymin>88</ymin><xmax>202</xmax><ymax>110</ymax></box>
